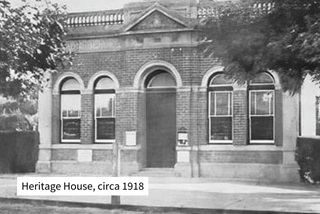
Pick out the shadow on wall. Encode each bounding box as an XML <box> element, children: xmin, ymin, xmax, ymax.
<box><xmin>0</xmin><ymin>131</ymin><xmax>39</xmax><ymax>173</ymax></box>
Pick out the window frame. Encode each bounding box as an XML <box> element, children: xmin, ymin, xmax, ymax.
<box><xmin>208</xmin><ymin>73</ymin><xmax>234</xmax><ymax>144</ymax></box>
<box><xmin>60</xmin><ymin>81</ymin><xmax>81</xmax><ymax>144</ymax></box>
<box><xmin>249</xmin><ymin>73</ymin><xmax>275</xmax><ymax>144</ymax></box>
<box><xmin>94</xmin><ymin>77</ymin><xmax>116</xmax><ymax>144</ymax></box>
<box><xmin>208</xmin><ymin>90</ymin><xmax>233</xmax><ymax>144</ymax></box>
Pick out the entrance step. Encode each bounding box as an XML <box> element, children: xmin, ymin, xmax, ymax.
<box><xmin>131</xmin><ymin>168</ymin><xmax>181</xmax><ymax>177</ymax></box>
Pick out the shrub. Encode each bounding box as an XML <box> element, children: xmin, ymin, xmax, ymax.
<box><xmin>296</xmin><ymin>137</ymin><xmax>320</xmax><ymax>183</ymax></box>
<box><xmin>0</xmin><ymin>113</ymin><xmax>32</xmax><ymax>131</ymax></box>
<box><xmin>0</xmin><ymin>100</ymin><xmax>37</xmax><ymax>131</ymax></box>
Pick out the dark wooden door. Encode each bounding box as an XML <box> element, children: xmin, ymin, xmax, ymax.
<box><xmin>146</xmin><ymin>89</ymin><xmax>176</xmax><ymax>168</ymax></box>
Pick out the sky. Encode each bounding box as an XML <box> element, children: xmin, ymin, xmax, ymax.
<box><xmin>8</xmin><ymin>0</ymin><xmax>139</xmax><ymax>12</ymax></box>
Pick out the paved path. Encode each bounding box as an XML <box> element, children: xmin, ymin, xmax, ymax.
<box><xmin>0</xmin><ymin>174</ymin><xmax>320</xmax><ymax>213</ymax></box>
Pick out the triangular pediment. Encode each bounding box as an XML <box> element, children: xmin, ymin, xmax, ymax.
<box><xmin>130</xmin><ymin>10</ymin><xmax>186</xmax><ymax>31</ymax></box>
<box><xmin>124</xmin><ymin>3</ymin><xmax>191</xmax><ymax>32</ymax></box>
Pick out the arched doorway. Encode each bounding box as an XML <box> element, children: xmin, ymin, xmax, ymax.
<box><xmin>145</xmin><ymin>70</ymin><xmax>177</xmax><ymax>168</ymax></box>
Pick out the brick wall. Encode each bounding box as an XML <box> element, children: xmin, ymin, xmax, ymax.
<box><xmin>51</xmin><ymin>44</ymin><xmax>284</xmax><ymax>166</ymax></box>
<box><xmin>81</xmin><ymin>94</ymin><xmax>94</xmax><ymax>144</ymax></box>
<box><xmin>176</xmin><ymin>90</ymin><xmax>191</xmax><ymax>142</ymax></box>
<box><xmin>197</xmin><ymin>90</ymin><xmax>208</xmax><ymax>145</ymax></box>
<box><xmin>199</xmin><ymin>151</ymin><xmax>283</xmax><ymax>164</ymax></box>
<box><xmin>116</xmin><ymin>91</ymin><xmax>138</xmax><ymax>144</ymax></box>
<box><xmin>53</xmin><ymin>47</ymin><xmax>216</xmax><ymax>87</ymax></box>
<box><xmin>233</xmin><ymin>90</ymin><xmax>248</xmax><ymax>145</ymax></box>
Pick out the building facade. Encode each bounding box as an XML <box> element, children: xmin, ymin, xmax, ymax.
<box><xmin>37</xmin><ymin>0</ymin><xmax>300</xmax><ymax>182</ymax></box>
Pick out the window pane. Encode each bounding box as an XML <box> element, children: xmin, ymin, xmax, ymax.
<box><xmin>251</xmin><ymin>116</ymin><xmax>273</xmax><ymax>140</ymax></box>
<box><xmin>210</xmin><ymin>117</ymin><xmax>232</xmax><ymax>140</ymax></box>
<box><xmin>95</xmin><ymin>77</ymin><xmax>115</xmax><ymax>90</ymax></box>
<box><xmin>61</xmin><ymin>78</ymin><xmax>80</xmax><ymax>91</ymax></box>
<box><xmin>61</xmin><ymin>95</ymin><xmax>81</xmax><ymax>118</ymax></box>
<box><xmin>251</xmin><ymin>91</ymin><xmax>273</xmax><ymax>115</ymax></box>
<box><xmin>148</xmin><ymin>72</ymin><xmax>176</xmax><ymax>88</ymax></box>
<box><xmin>210</xmin><ymin>93</ymin><xmax>215</xmax><ymax>116</ymax></box>
<box><xmin>95</xmin><ymin>94</ymin><xmax>114</xmax><ymax>117</ymax></box>
<box><xmin>250</xmin><ymin>73</ymin><xmax>274</xmax><ymax>84</ymax></box>
<box><xmin>96</xmin><ymin>118</ymin><xmax>115</xmax><ymax>140</ymax></box>
<box><xmin>216</xmin><ymin>93</ymin><xmax>229</xmax><ymax>115</ymax></box>
<box><xmin>210</xmin><ymin>74</ymin><xmax>233</xmax><ymax>85</ymax></box>
<box><xmin>62</xmin><ymin>119</ymin><xmax>80</xmax><ymax>140</ymax></box>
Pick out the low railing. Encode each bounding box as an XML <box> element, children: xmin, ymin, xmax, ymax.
<box><xmin>66</xmin><ymin>11</ymin><xmax>124</xmax><ymax>27</ymax></box>
<box><xmin>65</xmin><ymin>2</ymin><xmax>275</xmax><ymax>27</ymax></box>
<box><xmin>197</xmin><ymin>2</ymin><xmax>275</xmax><ymax>19</ymax></box>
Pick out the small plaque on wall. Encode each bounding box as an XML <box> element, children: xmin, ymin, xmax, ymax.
<box><xmin>126</xmin><ymin>131</ymin><xmax>136</xmax><ymax>146</ymax></box>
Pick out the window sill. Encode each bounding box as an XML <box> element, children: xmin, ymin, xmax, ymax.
<box><xmin>250</xmin><ymin>140</ymin><xmax>274</xmax><ymax>144</ymax></box>
<box><xmin>95</xmin><ymin>140</ymin><xmax>116</xmax><ymax>144</ymax></box>
<box><xmin>60</xmin><ymin>140</ymin><xmax>80</xmax><ymax>144</ymax></box>
<box><xmin>52</xmin><ymin>144</ymin><xmax>113</xmax><ymax>149</ymax></box>
<box><xmin>209</xmin><ymin>140</ymin><xmax>233</xmax><ymax>144</ymax></box>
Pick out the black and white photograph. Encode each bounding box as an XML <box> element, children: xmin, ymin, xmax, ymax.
<box><xmin>0</xmin><ymin>0</ymin><xmax>320</xmax><ymax>213</ymax></box>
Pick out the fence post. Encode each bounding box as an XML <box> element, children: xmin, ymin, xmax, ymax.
<box><xmin>111</xmin><ymin>141</ymin><xmax>121</xmax><ymax>205</ymax></box>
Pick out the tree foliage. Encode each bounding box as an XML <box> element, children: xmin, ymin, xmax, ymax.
<box><xmin>199</xmin><ymin>0</ymin><xmax>320</xmax><ymax>94</ymax></box>
<box><xmin>0</xmin><ymin>0</ymin><xmax>73</xmax><ymax>98</ymax></box>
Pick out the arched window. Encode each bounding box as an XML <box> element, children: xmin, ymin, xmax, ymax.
<box><xmin>94</xmin><ymin>77</ymin><xmax>116</xmax><ymax>143</ymax></box>
<box><xmin>208</xmin><ymin>73</ymin><xmax>233</xmax><ymax>143</ymax></box>
<box><xmin>249</xmin><ymin>72</ymin><xmax>275</xmax><ymax>143</ymax></box>
<box><xmin>60</xmin><ymin>78</ymin><xmax>81</xmax><ymax>143</ymax></box>
<box><xmin>145</xmin><ymin>71</ymin><xmax>176</xmax><ymax>88</ymax></box>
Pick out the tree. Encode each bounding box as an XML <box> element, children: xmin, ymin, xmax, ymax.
<box><xmin>199</xmin><ymin>0</ymin><xmax>320</xmax><ymax>94</ymax></box>
<box><xmin>0</xmin><ymin>0</ymin><xmax>73</xmax><ymax>98</ymax></box>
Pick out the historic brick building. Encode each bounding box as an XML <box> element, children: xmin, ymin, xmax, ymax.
<box><xmin>37</xmin><ymin>0</ymin><xmax>300</xmax><ymax>182</ymax></box>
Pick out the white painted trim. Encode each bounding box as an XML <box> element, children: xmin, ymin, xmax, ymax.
<box><xmin>119</xmin><ymin>145</ymin><xmax>141</xmax><ymax>150</ymax></box>
<box><xmin>268</xmin><ymin>70</ymin><xmax>281</xmax><ymax>90</ymax></box>
<box><xmin>61</xmin><ymin>140</ymin><xmax>81</xmax><ymax>143</ymax></box>
<box><xmin>201</xmin><ymin>65</ymin><xmax>224</xmax><ymax>87</ymax></box>
<box><xmin>176</xmin><ymin>146</ymin><xmax>191</xmax><ymax>151</ymax></box>
<box><xmin>209</xmin><ymin>140</ymin><xmax>233</xmax><ymax>144</ymax></box>
<box><xmin>87</xmin><ymin>71</ymin><xmax>120</xmax><ymax>90</ymax></box>
<box><xmin>53</xmin><ymin>72</ymin><xmax>85</xmax><ymax>94</ymax></box>
<box><xmin>301</xmin><ymin>74</ymin><xmax>320</xmax><ymax>136</ymax></box>
<box><xmin>133</xmin><ymin>60</ymin><xmax>183</xmax><ymax>89</ymax></box>
<box><xmin>95</xmin><ymin>140</ymin><xmax>116</xmax><ymax>143</ymax></box>
<box><xmin>250</xmin><ymin>140</ymin><xmax>275</xmax><ymax>144</ymax></box>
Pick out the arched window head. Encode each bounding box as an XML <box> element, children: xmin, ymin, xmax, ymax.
<box><xmin>209</xmin><ymin>73</ymin><xmax>234</xmax><ymax>86</ymax></box>
<box><xmin>94</xmin><ymin>77</ymin><xmax>116</xmax><ymax>90</ymax></box>
<box><xmin>250</xmin><ymin>73</ymin><xmax>274</xmax><ymax>85</ymax></box>
<box><xmin>61</xmin><ymin>78</ymin><xmax>80</xmax><ymax>92</ymax></box>
<box><xmin>146</xmin><ymin>71</ymin><xmax>176</xmax><ymax>88</ymax></box>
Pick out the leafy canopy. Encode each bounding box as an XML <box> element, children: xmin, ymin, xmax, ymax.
<box><xmin>0</xmin><ymin>0</ymin><xmax>73</xmax><ymax>98</ymax></box>
<box><xmin>199</xmin><ymin>0</ymin><xmax>320</xmax><ymax>94</ymax></box>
